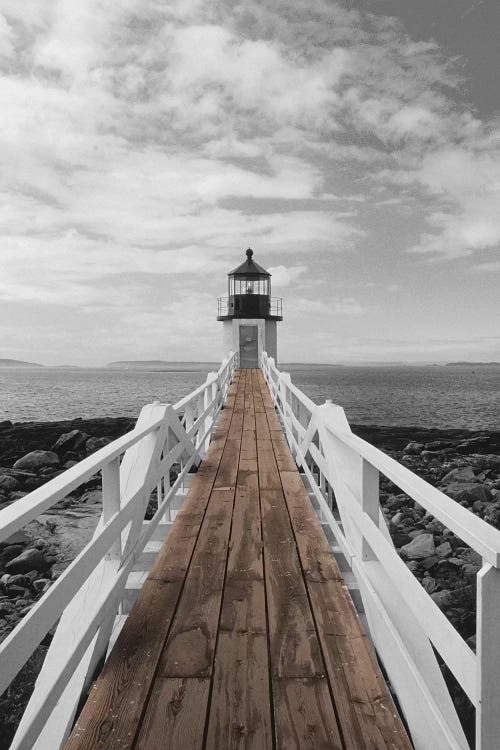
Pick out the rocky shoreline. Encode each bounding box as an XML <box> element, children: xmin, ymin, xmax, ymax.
<box><xmin>0</xmin><ymin>417</ymin><xmax>499</xmax><ymax>746</ymax></box>
<box><xmin>0</xmin><ymin>416</ymin><xmax>135</xmax><ymax>748</ymax></box>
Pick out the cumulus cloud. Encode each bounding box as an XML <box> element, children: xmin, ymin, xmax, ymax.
<box><xmin>0</xmin><ymin>0</ymin><xmax>498</xmax><ymax>362</ymax></box>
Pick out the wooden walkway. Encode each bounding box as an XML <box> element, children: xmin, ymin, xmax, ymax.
<box><xmin>64</xmin><ymin>370</ymin><xmax>413</xmax><ymax>750</ymax></box>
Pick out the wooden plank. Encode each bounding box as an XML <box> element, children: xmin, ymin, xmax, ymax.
<box><xmin>135</xmin><ymin>678</ymin><xmax>210</xmax><ymax>750</ymax></box>
<box><xmin>255</xmin><ymin>411</ymin><xmax>271</xmax><ymax>438</ymax></box>
<box><xmin>226</xmin><ymin>471</ymin><xmax>263</xmax><ymax>583</ymax></box>
<box><xmin>260</xmin><ymin>489</ymin><xmax>324</xmax><ymax>679</ymax></box>
<box><xmin>213</xmin><ymin>436</ymin><xmax>241</xmax><ymax>488</ymax></box>
<box><xmin>205</xmin><ymin>633</ymin><xmax>272</xmax><ymax>750</ymax></box>
<box><xmin>157</xmin><ymin>488</ymin><xmax>235</xmax><ymax>678</ymax></box>
<box><xmin>280</xmin><ymin>469</ymin><xmax>414</xmax><ymax>750</ymax></box>
<box><xmin>63</xmin><ymin>580</ymin><xmax>181</xmax><ymax>750</ymax></box>
<box><xmin>256</xmin><ymin>438</ymin><xmax>281</xmax><ymax>490</ymax></box>
<box><xmin>273</xmin><ymin>677</ymin><xmax>344</xmax><ymax>750</ymax></box>
<box><xmin>270</xmin><ymin>430</ymin><xmax>297</xmax><ymax>472</ymax></box>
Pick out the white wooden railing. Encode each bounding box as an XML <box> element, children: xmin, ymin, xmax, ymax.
<box><xmin>261</xmin><ymin>351</ymin><xmax>500</xmax><ymax>750</ymax></box>
<box><xmin>0</xmin><ymin>352</ymin><xmax>237</xmax><ymax>750</ymax></box>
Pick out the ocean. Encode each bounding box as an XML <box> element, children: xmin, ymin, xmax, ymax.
<box><xmin>0</xmin><ymin>363</ymin><xmax>498</xmax><ymax>430</ymax></box>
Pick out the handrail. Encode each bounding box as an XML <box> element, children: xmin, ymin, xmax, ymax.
<box><xmin>260</xmin><ymin>350</ymin><xmax>500</xmax><ymax>750</ymax></box>
<box><xmin>0</xmin><ymin>351</ymin><xmax>238</xmax><ymax>750</ymax></box>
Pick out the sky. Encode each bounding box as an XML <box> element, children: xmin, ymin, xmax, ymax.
<box><xmin>0</xmin><ymin>0</ymin><xmax>499</xmax><ymax>365</ymax></box>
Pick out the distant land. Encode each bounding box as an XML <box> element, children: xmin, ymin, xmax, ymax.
<box><xmin>0</xmin><ymin>358</ymin><xmax>44</xmax><ymax>368</ymax></box>
<box><xmin>107</xmin><ymin>360</ymin><xmax>218</xmax><ymax>370</ymax></box>
<box><xmin>445</xmin><ymin>362</ymin><xmax>500</xmax><ymax>366</ymax></box>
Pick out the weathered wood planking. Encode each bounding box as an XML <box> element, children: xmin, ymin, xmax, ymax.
<box><xmin>205</xmin><ymin>370</ymin><xmax>273</xmax><ymax>749</ymax></box>
<box><xmin>63</xmin><ymin>372</ymin><xmax>243</xmax><ymax>750</ymax></box>
<box><xmin>257</xmin><ymin>370</ymin><xmax>413</xmax><ymax>750</ymax></box>
<box><xmin>135</xmin><ymin>678</ymin><xmax>209</xmax><ymax>750</ymax></box>
<box><xmin>64</xmin><ymin>369</ymin><xmax>413</xmax><ymax>750</ymax></box>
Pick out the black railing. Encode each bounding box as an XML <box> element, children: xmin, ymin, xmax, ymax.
<box><xmin>217</xmin><ymin>297</ymin><xmax>282</xmax><ymax>318</ymax></box>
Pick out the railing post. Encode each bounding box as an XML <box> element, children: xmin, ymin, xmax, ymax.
<box><xmin>102</xmin><ymin>457</ymin><xmax>121</xmax><ymax>561</ymax></box>
<box><xmin>476</xmin><ymin>563</ymin><xmax>500</xmax><ymax>749</ymax></box>
<box><xmin>360</xmin><ymin>458</ymin><xmax>379</xmax><ymax>562</ymax></box>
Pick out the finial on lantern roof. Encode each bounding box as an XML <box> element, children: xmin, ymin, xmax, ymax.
<box><xmin>246</xmin><ymin>247</ymin><xmax>253</xmax><ymax>260</ymax></box>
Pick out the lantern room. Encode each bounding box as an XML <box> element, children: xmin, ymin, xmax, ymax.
<box><xmin>217</xmin><ymin>248</ymin><xmax>282</xmax><ymax>321</ymax></box>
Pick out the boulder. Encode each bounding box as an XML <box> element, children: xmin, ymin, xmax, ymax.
<box><xmin>403</xmin><ymin>442</ymin><xmax>424</xmax><ymax>455</ymax></box>
<box><xmin>431</xmin><ymin>589</ymin><xmax>453</xmax><ymax>607</ymax></box>
<box><xmin>52</xmin><ymin>430</ymin><xmax>89</xmax><ymax>455</ymax></box>
<box><xmin>85</xmin><ymin>436</ymin><xmax>112</xmax><ymax>454</ymax></box>
<box><xmin>445</xmin><ymin>482</ymin><xmax>490</xmax><ymax>504</ymax></box>
<box><xmin>455</xmin><ymin>436</ymin><xmax>491</xmax><ymax>454</ymax></box>
<box><xmin>436</xmin><ymin>541</ymin><xmax>453</xmax><ymax>558</ymax></box>
<box><xmin>401</xmin><ymin>533</ymin><xmax>435</xmax><ymax>559</ymax></box>
<box><xmin>423</xmin><ymin>441</ymin><xmax>455</xmax><ymax>452</ymax></box>
<box><xmin>441</xmin><ymin>466</ymin><xmax>475</xmax><ymax>484</ymax></box>
<box><xmin>0</xmin><ymin>475</ymin><xmax>21</xmax><ymax>492</ymax></box>
<box><xmin>5</xmin><ymin>548</ymin><xmax>50</xmax><ymax>574</ymax></box>
<box><xmin>13</xmin><ymin>450</ymin><xmax>60</xmax><ymax>473</ymax></box>
<box><xmin>471</xmin><ymin>454</ymin><xmax>500</xmax><ymax>472</ymax></box>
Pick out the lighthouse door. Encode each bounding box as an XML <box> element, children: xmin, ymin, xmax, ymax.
<box><xmin>239</xmin><ymin>325</ymin><xmax>259</xmax><ymax>369</ymax></box>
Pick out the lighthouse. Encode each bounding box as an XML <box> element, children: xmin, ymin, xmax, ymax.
<box><xmin>217</xmin><ymin>248</ymin><xmax>283</xmax><ymax>368</ymax></box>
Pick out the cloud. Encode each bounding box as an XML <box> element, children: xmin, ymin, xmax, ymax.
<box><xmin>0</xmin><ymin>0</ymin><xmax>498</xmax><ymax>363</ymax></box>
<box><xmin>268</xmin><ymin>265</ymin><xmax>308</xmax><ymax>287</ymax></box>
<box><xmin>409</xmin><ymin>142</ymin><xmax>500</xmax><ymax>258</ymax></box>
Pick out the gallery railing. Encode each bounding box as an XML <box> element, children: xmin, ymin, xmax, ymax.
<box><xmin>0</xmin><ymin>352</ymin><xmax>237</xmax><ymax>750</ymax></box>
<box><xmin>261</xmin><ymin>350</ymin><xmax>500</xmax><ymax>750</ymax></box>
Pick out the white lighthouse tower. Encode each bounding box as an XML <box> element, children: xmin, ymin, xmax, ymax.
<box><xmin>217</xmin><ymin>248</ymin><xmax>283</xmax><ymax>368</ymax></box>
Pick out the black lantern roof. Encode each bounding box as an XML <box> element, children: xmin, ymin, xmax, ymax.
<box><xmin>229</xmin><ymin>248</ymin><xmax>270</xmax><ymax>277</ymax></box>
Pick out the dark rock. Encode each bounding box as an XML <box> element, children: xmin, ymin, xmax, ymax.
<box><xmin>471</xmin><ymin>454</ymin><xmax>500</xmax><ymax>472</ymax></box>
<box><xmin>85</xmin><ymin>436</ymin><xmax>112</xmax><ymax>454</ymax></box>
<box><xmin>483</xmin><ymin>505</ymin><xmax>500</xmax><ymax>528</ymax></box>
<box><xmin>422</xmin><ymin>556</ymin><xmax>439</xmax><ymax>570</ymax></box>
<box><xmin>455</xmin><ymin>436</ymin><xmax>492</xmax><ymax>454</ymax></box>
<box><xmin>0</xmin><ymin>601</ymin><xmax>15</xmax><ymax>616</ymax></box>
<box><xmin>462</xmin><ymin>563</ymin><xmax>481</xmax><ymax>579</ymax></box>
<box><xmin>422</xmin><ymin>575</ymin><xmax>437</xmax><ymax>593</ymax></box>
<box><xmin>403</xmin><ymin>442</ymin><xmax>424</xmax><ymax>455</ymax></box>
<box><xmin>431</xmin><ymin>589</ymin><xmax>454</xmax><ymax>607</ymax></box>
<box><xmin>445</xmin><ymin>482</ymin><xmax>490</xmax><ymax>504</ymax></box>
<box><xmin>0</xmin><ymin>474</ymin><xmax>22</xmax><ymax>492</ymax></box>
<box><xmin>424</xmin><ymin>440</ymin><xmax>456</xmax><ymax>452</ymax></box>
<box><xmin>392</xmin><ymin>531</ymin><xmax>412</xmax><ymax>547</ymax></box>
<box><xmin>436</xmin><ymin>541</ymin><xmax>453</xmax><ymax>558</ymax></box>
<box><xmin>5</xmin><ymin>548</ymin><xmax>50</xmax><ymax>574</ymax></box>
<box><xmin>405</xmin><ymin>561</ymin><xmax>420</xmax><ymax>573</ymax></box>
<box><xmin>0</xmin><ymin>420</ymin><xmax>13</xmax><ymax>429</ymax></box>
<box><xmin>13</xmin><ymin>451</ymin><xmax>60</xmax><ymax>473</ymax></box>
<box><xmin>33</xmin><ymin>579</ymin><xmax>51</xmax><ymax>593</ymax></box>
<box><xmin>52</xmin><ymin>430</ymin><xmax>89</xmax><ymax>455</ymax></box>
<box><xmin>4</xmin><ymin>574</ymin><xmax>29</xmax><ymax>587</ymax></box>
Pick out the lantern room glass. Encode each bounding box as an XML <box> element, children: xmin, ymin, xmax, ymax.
<box><xmin>229</xmin><ymin>277</ymin><xmax>270</xmax><ymax>296</ymax></box>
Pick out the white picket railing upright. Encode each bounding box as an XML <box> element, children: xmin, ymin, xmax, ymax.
<box><xmin>260</xmin><ymin>350</ymin><xmax>500</xmax><ymax>750</ymax></box>
<box><xmin>0</xmin><ymin>352</ymin><xmax>237</xmax><ymax>750</ymax></box>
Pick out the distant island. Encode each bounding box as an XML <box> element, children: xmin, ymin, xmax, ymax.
<box><xmin>445</xmin><ymin>362</ymin><xmax>500</xmax><ymax>366</ymax></box>
<box><xmin>0</xmin><ymin>358</ymin><xmax>44</xmax><ymax>368</ymax></box>
<box><xmin>107</xmin><ymin>360</ymin><xmax>218</xmax><ymax>370</ymax></box>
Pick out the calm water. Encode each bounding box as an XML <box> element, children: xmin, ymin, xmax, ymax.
<box><xmin>0</xmin><ymin>363</ymin><xmax>498</xmax><ymax>430</ymax></box>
